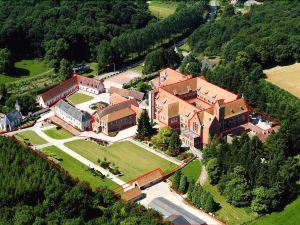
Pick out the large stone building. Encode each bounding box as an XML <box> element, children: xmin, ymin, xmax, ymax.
<box><xmin>54</xmin><ymin>100</ymin><xmax>92</xmax><ymax>131</ymax></box>
<box><xmin>38</xmin><ymin>74</ymin><xmax>104</xmax><ymax>108</ymax></box>
<box><xmin>149</xmin><ymin>68</ymin><xmax>249</xmax><ymax>148</ymax></box>
<box><xmin>92</xmin><ymin>98</ymin><xmax>142</xmax><ymax>135</ymax></box>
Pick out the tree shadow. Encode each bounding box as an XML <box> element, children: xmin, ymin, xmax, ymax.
<box><xmin>13</xmin><ymin>67</ymin><xmax>30</xmax><ymax>77</ymax></box>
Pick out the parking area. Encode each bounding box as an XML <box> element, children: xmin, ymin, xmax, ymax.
<box><xmin>103</xmin><ymin>70</ymin><xmax>141</xmax><ymax>89</ymax></box>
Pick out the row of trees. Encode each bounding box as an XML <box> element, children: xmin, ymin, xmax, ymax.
<box><xmin>0</xmin><ymin>136</ymin><xmax>165</xmax><ymax>225</ymax></box>
<box><xmin>173</xmin><ymin>170</ymin><xmax>218</xmax><ymax>212</ymax></box>
<box><xmin>97</xmin><ymin>1</ymin><xmax>209</xmax><ymax>72</ymax></box>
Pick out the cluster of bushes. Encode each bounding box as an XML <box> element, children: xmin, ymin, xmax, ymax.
<box><xmin>151</xmin><ymin>126</ymin><xmax>182</xmax><ymax>157</ymax></box>
<box><xmin>173</xmin><ymin>170</ymin><xmax>217</xmax><ymax>212</ymax></box>
<box><xmin>143</xmin><ymin>48</ymin><xmax>182</xmax><ymax>74</ymax></box>
<box><xmin>123</xmin><ymin>72</ymin><xmax>158</xmax><ymax>90</ymax></box>
<box><xmin>97</xmin><ymin>158</ymin><xmax>121</xmax><ymax>176</ymax></box>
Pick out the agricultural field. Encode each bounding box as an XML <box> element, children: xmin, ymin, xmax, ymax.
<box><xmin>43</xmin><ymin>127</ymin><xmax>73</xmax><ymax>140</ymax></box>
<box><xmin>16</xmin><ymin>130</ymin><xmax>48</xmax><ymax>145</ymax></box>
<box><xmin>203</xmin><ymin>181</ymin><xmax>257</xmax><ymax>225</ymax></box>
<box><xmin>64</xmin><ymin>140</ymin><xmax>176</xmax><ymax>182</ymax></box>
<box><xmin>264</xmin><ymin>63</ymin><xmax>300</xmax><ymax>99</ymax></box>
<box><xmin>67</xmin><ymin>92</ymin><xmax>94</xmax><ymax>105</ymax></box>
<box><xmin>42</xmin><ymin>146</ymin><xmax>119</xmax><ymax>190</ymax></box>
<box><xmin>0</xmin><ymin>59</ymin><xmax>52</xmax><ymax>84</ymax></box>
<box><xmin>148</xmin><ymin>1</ymin><xmax>178</xmax><ymax>19</ymax></box>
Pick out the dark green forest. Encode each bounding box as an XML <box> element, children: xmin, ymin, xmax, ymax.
<box><xmin>0</xmin><ymin>136</ymin><xmax>164</xmax><ymax>225</ymax></box>
<box><xmin>0</xmin><ymin>0</ymin><xmax>153</xmax><ymax>70</ymax></box>
<box><xmin>187</xmin><ymin>0</ymin><xmax>300</xmax><ymax>215</ymax></box>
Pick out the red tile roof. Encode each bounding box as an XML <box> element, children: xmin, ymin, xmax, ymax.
<box><xmin>39</xmin><ymin>74</ymin><xmax>103</xmax><ymax>103</ymax></box>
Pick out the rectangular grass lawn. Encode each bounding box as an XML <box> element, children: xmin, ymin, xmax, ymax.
<box><xmin>16</xmin><ymin>130</ymin><xmax>48</xmax><ymax>145</ymax></box>
<box><xmin>181</xmin><ymin>159</ymin><xmax>202</xmax><ymax>182</ymax></box>
<box><xmin>67</xmin><ymin>92</ymin><xmax>94</xmax><ymax>105</ymax></box>
<box><xmin>64</xmin><ymin>140</ymin><xmax>176</xmax><ymax>182</ymax></box>
<box><xmin>42</xmin><ymin>146</ymin><xmax>119</xmax><ymax>190</ymax></box>
<box><xmin>43</xmin><ymin>127</ymin><xmax>73</xmax><ymax>140</ymax></box>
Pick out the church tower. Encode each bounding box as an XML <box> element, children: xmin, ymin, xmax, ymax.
<box><xmin>15</xmin><ymin>100</ymin><xmax>21</xmax><ymax>112</ymax></box>
<box><xmin>213</xmin><ymin>99</ymin><xmax>225</xmax><ymax>129</ymax></box>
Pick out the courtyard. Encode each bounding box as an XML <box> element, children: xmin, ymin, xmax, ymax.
<box><xmin>64</xmin><ymin>139</ymin><xmax>177</xmax><ymax>182</ymax></box>
<box><xmin>67</xmin><ymin>92</ymin><xmax>94</xmax><ymax>105</ymax></box>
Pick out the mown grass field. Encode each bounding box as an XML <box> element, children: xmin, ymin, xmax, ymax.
<box><xmin>264</xmin><ymin>63</ymin><xmax>300</xmax><ymax>99</ymax></box>
<box><xmin>148</xmin><ymin>1</ymin><xmax>178</xmax><ymax>19</ymax></box>
<box><xmin>64</xmin><ymin>140</ymin><xmax>176</xmax><ymax>182</ymax></box>
<box><xmin>43</xmin><ymin>127</ymin><xmax>73</xmax><ymax>140</ymax></box>
<box><xmin>67</xmin><ymin>92</ymin><xmax>94</xmax><ymax>105</ymax></box>
<box><xmin>16</xmin><ymin>130</ymin><xmax>48</xmax><ymax>145</ymax></box>
<box><xmin>42</xmin><ymin>146</ymin><xmax>119</xmax><ymax>190</ymax></box>
<box><xmin>203</xmin><ymin>181</ymin><xmax>257</xmax><ymax>225</ymax></box>
<box><xmin>0</xmin><ymin>59</ymin><xmax>51</xmax><ymax>84</ymax></box>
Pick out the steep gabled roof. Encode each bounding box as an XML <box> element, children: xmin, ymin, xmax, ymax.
<box><xmin>55</xmin><ymin>100</ymin><xmax>92</xmax><ymax>122</ymax></box>
<box><xmin>6</xmin><ymin>110</ymin><xmax>22</xmax><ymax>123</ymax></box>
<box><xmin>109</xmin><ymin>86</ymin><xmax>144</xmax><ymax>101</ymax></box>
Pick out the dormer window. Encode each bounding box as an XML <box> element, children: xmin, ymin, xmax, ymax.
<box><xmin>231</xmin><ymin>109</ymin><xmax>234</xmax><ymax>113</ymax></box>
<box><xmin>240</xmin><ymin>106</ymin><xmax>244</xmax><ymax>110</ymax></box>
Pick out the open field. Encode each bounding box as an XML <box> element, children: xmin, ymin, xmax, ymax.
<box><xmin>64</xmin><ymin>140</ymin><xmax>176</xmax><ymax>182</ymax></box>
<box><xmin>204</xmin><ymin>181</ymin><xmax>257</xmax><ymax>225</ymax></box>
<box><xmin>42</xmin><ymin>146</ymin><xmax>119</xmax><ymax>190</ymax></box>
<box><xmin>148</xmin><ymin>1</ymin><xmax>178</xmax><ymax>19</ymax></box>
<box><xmin>16</xmin><ymin>130</ymin><xmax>48</xmax><ymax>145</ymax></box>
<box><xmin>249</xmin><ymin>180</ymin><xmax>300</xmax><ymax>225</ymax></box>
<box><xmin>103</xmin><ymin>70</ymin><xmax>141</xmax><ymax>89</ymax></box>
<box><xmin>67</xmin><ymin>92</ymin><xmax>94</xmax><ymax>105</ymax></box>
<box><xmin>43</xmin><ymin>127</ymin><xmax>73</xmax><ymax>140</ymax></box>
<box><xmin>264</xmin><ymin>63</ymin><xmax>300</xmax><ymax>98</ymax></box>
<box><xmin>0</xmin><ymin>59</ymin><xmax>51</xmax><ymax>84</ymax></box>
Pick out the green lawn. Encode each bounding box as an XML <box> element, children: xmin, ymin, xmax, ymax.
<box><xmin>181</xmin><ymin>159</ymin><xmax>202</xmax><ymax>182</ymax></box>
<box><xmin>248</xmin><ymin>197</ymin><xmax>300</xmax><ymax>225</ymax></box>
<box><xmin>42</xmin><ymin>146</ymin><xmax>119</xmax><ymax>190</ymax></box>
<box><xmin>203</xmin><ymin>181</ymin><xmax>257</xmax><ymax>225</ymax></box>
<box><xmin>43</xmin><ymin>127</ymin><xmax>73</xmax><ymax>140</ymax></box>
<box><xmin>148</xmin><ymin>1</ymin><xmax>178</xmax><ymax>19</ymax></box>
<box><xmin>0</xmin><ymin>59</ymin><xmax>51</xmax><ymax>84</ymax></box>
<box><xmin>64</xmin><ymin>140</ymin><xmax>176</xmax><ymax>182</ymax></box>
<box><xmin>16</xmin><ymin>130</ymin><xmax>48</xmax><ymax>145</ymax></box>
<box><xmin>67</xmin><ymin>92</ymin><xmax>94</xmax><ymax>105</ymax></box>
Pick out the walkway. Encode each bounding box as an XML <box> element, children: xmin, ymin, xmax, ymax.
<box><xmin>6</xmin><ymin>122</ymin><xmax>128</xmax><ymax>188</ymax></box>
<box><xmin>128</xmin><ymin>138</ymin><xmax>182</xmax><ymax>166</ymax></box>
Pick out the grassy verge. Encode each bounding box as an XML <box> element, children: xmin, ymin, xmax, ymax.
<box><xmin>16</xmin><ymin>130</ymin><xmax>48</xmax><ymax>145</ymax></box>
<box><xmin>64</xmin><ymin>140</ymin><xmax>176</xmax><ymax>182</ymax></box>
<box><xmin>0</xmin><ymin>59</ymin><xmax>51</xmax><ymax>84</ymax></box>
<box><xmin>42</xmin><ymin>146</ymin><xmax>119</xmax><ymax>190</ymax></box>
<box><xmin>181</xmin><ymin>159</ymin><xmax>202</xmax><ymax>182</ymax></box>
<box><xmin>131</xmin><ymin>64</ymin><xmax>144</xmax><ymax>74</ymax></box>
<box><xmin>43</xmin><ymin>127</ymin><xmax>73</xmax><ymax>140</ymax></box>
<box><xmin>203</xmin><ymin>181</ymin><xmax>257</xmax><ymax>225</ymax></box>
<box><xmin>67</xmin><ymin>92</ymin><xmax>94</xmax><ymax>105</ymax></box>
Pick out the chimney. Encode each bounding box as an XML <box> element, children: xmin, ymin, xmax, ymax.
<box><xmin>214</xmin><ymin>99</ymin><xmax>225</xmax><ymax>123</ymax></box>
